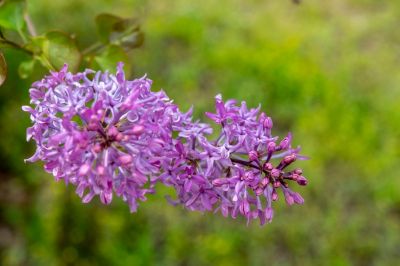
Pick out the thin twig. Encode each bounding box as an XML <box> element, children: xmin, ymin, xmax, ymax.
<box><xmin>81</xmin><ymin>42</ymin><xmax>103</xmax><ymax>56</ymax></box>
<box><xmin>230</xmin><ymin>158</ymin><xmax>259</xmax><ymax>170</ymax></box>
<box><xmin>24</xmin><ymin>13</ymin><xmax>37</xmax><ymax>36</ymax></box>
<box><xmin>0</xmin><ymin>38</ymin><xmax>33</xmax><ymax>55</ymax></box>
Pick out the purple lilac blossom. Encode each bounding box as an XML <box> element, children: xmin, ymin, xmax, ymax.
<box><xmin>24</xmin><ymin>64</ymin><xmax>308</xmax><ymax>225</ymax></box>
<box><xmin>165</xmin><ymin>94</ymin><xmax>308</xmax><ymax>225</ymax></box>
<box><xmin>22</xmin><ymin>63</ymin><xmax>188</xmax><ymax>212</ymax></box>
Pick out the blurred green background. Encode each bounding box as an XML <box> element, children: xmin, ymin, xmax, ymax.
<box><xmin>1</xmin><ymin>0</ymin><xmax>400</xmax><ymax>265</ymax></box>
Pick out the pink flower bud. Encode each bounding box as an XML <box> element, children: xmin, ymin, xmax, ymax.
<box><xmin>97</xmin><ymin>109</ymin><xmax>104</xmax><ymax>116</ymax></box>
<box><xmin>97</xmin><ymin>165</ymin><xmax>105</xmax><ymax>175</ymax></box>
<box><xmin>107</xmin><ymin>126</ymin><xmax>119</xmax><ymax>138</ymax></box>
<box><xmin>90</xmin><ymin>114</ymin><xmax>98</xmax><ymax>122</ymax></box>
<box><xmin>279</xmin><ymin>133</ymin><xmax>292</xmax><ymax>150</ymax></box>
<box><xmin>248</xmin><ymin>150</ymin><xmax>258</xmax><ymax>161</ymax></box>
<box><xmin>283</xmin><ymin>153</ymin><xmax>296</xmax><ymax>164</ymax></box>
<box><xmin>78</xmin><ymin>163</ymin><xmax>91</xmax><ymax>176</ymax></box>
<box><xmin>292</xmin><ymin>192</ymin><xmax>304</xmax><ymax>204</ymax></box>
<box><xmin>297</xmin><ymin>175</ymin><xmax>308</xmax><ymax>186</ymax></box>
<box><xmin>244</xmin><ymin>171</ymin><xmax>255</xmax><ymax>182</ymax></box>
<box><xmin>87</xmin><ymin>122</ymin><xmax>98</xmax><ymax>131</ymax></box>
<box><xmin>255</xmin><ymin>187</ymin><xmax>264</xmax><ymax>196</ymax></box>
<box><xmin>131</xmin><ymin>125</ymin><xmax>144</xmax><ymax>135</ymax></box>
<box><xmin>294</xmin><ymin>168</ymin><xmax>303</xmax><ymax>175</ymax></box>
<box><xmin>263</xmin><ymin>162</ymin><xmax>273</xmax><ymax>171</ymax></box>
<box><xmin>100</xmin><ymin>190</ymin><xmax>113</xmax><ymax>205</ymax></box>
<box><xmin>115</xmin><ymin>133</ymin><xmax>124</xmax><ymax>141</ymax></box>
<box><xmin>285</xmin><ymin>195</ymin><xmax>294</xmax><ymax>205</ymax></box>
<box><xmin>263</xmin><ymin>116</ymin><xmax>273</xmax><ymax>129</ymax></box>
<box><xmin>119</xmin><ymin>154</ymin><xmax>133</xmax><ymax>165</ymax></box>
<box><xmin>265</xmin><ymin>207</ymin><xmax>273</xmax><ymax>222</ymax></box>
<box><xmin>291</xmin><ymin>173</ymin><xmax>299</xmax><ymax>181</ymax></box>
<box><xmin>212</xmin><ymin>178</ymin><xmax>228</xmax><ymax>186</ymax></box>
<box><xmin>272</xmin><ymin>190</ymin><xmax>278</xmax><ymax>201</ymax></box>
<box><xmin>92</xmin><ymin>143</ymin><xmax>102</xmax><ymax>153</ymax></box>
<box><xmin>261</xmin><ymin>178</ymin><xmax>269</xmax><ymax>187</ymax></box>
<box><xmin>271</xmin><ymin>168</ymin><xmax>281</xmax><ymax>178</ymax></box>
<box><xmin>239</xmin><ymin>200</ymin><xmax>250</xmax><ymax>215</ymax></box>
<box><xmin>267</xmin><ymin>142</ymin><xmax>276</xmax><ymax>153</ymax></box>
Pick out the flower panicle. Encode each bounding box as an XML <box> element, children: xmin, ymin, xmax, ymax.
<box><xmin>24</xmin><ymin>63</ymin><xmax>308</xmax><ymax>226</ymax></box>
<box><xmin>167</xmin><ymin>94</ymin><xmax>308</xmax><ymax>225</ymax></box>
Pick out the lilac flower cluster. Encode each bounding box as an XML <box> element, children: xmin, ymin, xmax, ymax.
<box><xmin>24</xmin><ymin>63</ymin><xmax>308</xmax><ymax>225</ymax></box>
<box><xmin>23</xmin><ymin>63</ymin><xmax>187</xmax><ymax>211</ymax></box>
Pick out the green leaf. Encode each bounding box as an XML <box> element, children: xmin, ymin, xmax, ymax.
<box><xmin>0</xmin><ymin>0</ymin><xmax>26</xmax><ymax>32</ymax></box>
<box><xmin>18</xmin><ymin>58</ymin><xmax>35</xmax><ymax>79</ymax></box>
<box><xmin>0</xmin><ymin>51</ymin><xmax>7</xmax><ymax>86</ymax></box>
<box><xmin>95</xmin><ymin>13</ymin><xmax>142</xmax><ymax>48</ymax></box>
<box><xmin>25</xmin><ymin>36</ymin><xmax>46</xmax><ymax>54</ymax></box>
<box><xmin>110</xmin><ymin>17</ymin><xmax>140</xmax><ymax>41</ymax></box>
<box><xmin>95</xmin><ymin>13</ymin><xmax>123</xmax><ymax>44</ymax></box>
<box><xmin>42</xmin><ymin>31</ymin><xmax>81</xmax><ymax>71</ymax></box>
<box><xmin>93</xmin><ymin>44</ymin><xmax>131</xmax><ymax>74</ymax></box>
<box><xmin>119</xmin><ymin>31</ymin><xmax>144</xmax><ymax>50</ymax></box>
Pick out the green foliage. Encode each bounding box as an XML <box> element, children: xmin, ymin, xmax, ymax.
<box><xmin>93</xmin><ymin>44</ymin><xmax>131</xmax><ymax>74</ymax></box>
<box><xmin>0</xmin><ymin>2</ymin><xmax>143</xmax><ymax>80</ymax></box>
<box><xmin>17</xmin><ymin>58</ymin><xmax>34</xmax><ymax>79</ymax></box>
<box><xmin>42</xmin><ymin>31</ymin><xmax>81</xmax><ymax>71</ymax></box>
<box><xmin>0</xmin><ymin>0</ymin><xmax>26</xmax><ymax>32</ymax></box>
<box><xmin>95</xmin><ymin>13</ymin><xmax>144</xmax><ymax>54</ymax></box>
<box><xmin>96</xmin><ymin>13</ymin><xmax>125</xmax><ymax>44</ymax></box>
